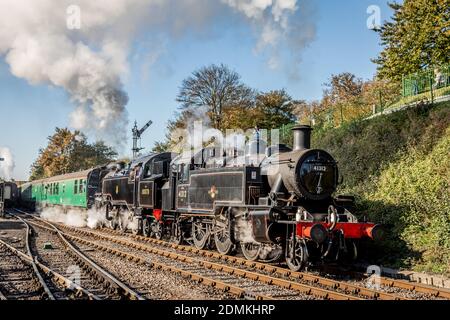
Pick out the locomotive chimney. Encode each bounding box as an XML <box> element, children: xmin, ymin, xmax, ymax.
<box><xmin>292</xmin><ymin>125</ymin><xmax>313</xmax><ymax>150</ymax></box>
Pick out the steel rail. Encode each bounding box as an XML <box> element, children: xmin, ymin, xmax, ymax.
<box><xmin>48</xmin><ymin>222</ymin><xmax>363</xmax><ymax>300</ymax></box>
<box><xmin>19</xmin><ymin>209</ymin><xmax>449</xmax><ymax>300</ymax></box>
<box><xmin>59</xmin><ymin>224</ymin><xmax>403</xmax><ymax>300</ymax></box>
<box><xmin>120</xmin><ymin>230</ymin><xmax>450</xmax><ymax>300</ymax></box>
<box><xmin>374</xmin><ymin>276</ymin><xmax>450</xmax><ymax>299</ymax></box>
<box><xmin>70</xmin><ymin>234</ymin><xmax>276</xmax><ymax>300</ymax></box>
<box><xmin>10</xmin><ymin>213</ymin><xmax>101</xmax><ymax>300</ymax></box>
<box><xmin>23</xmin><ymin>218</ymin><xmax>274</xmax><ymax>300</ymax></box>
<box><xmin>0</xmin><ymin>236</ymin><xmax>98</xmax><ymax>300</ymax></box>
<box><xmin>322</xmin><ymin>265</ymin><xmax>450</xmax><ymax>300</ymax></box>
<box><xmin>12</xmin><ymin>210</ymin><xmax>145</xmax><ymax>300</ymax></box>
<box><xmin>2</xmin><ymin>211</ymin><xmax>55</xmax><ymax>300</ymax></box>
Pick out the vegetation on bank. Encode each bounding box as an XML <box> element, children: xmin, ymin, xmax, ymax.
<box><xmin>313</xmin><ymin>101</ymin><xmax>450</xmax><ymax>274</ymax></box>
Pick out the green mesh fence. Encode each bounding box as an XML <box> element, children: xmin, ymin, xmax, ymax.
<box><xmin>402</xmin><ymin>64</ymin><xmax>450</xmax><ymax>97</ymax></box>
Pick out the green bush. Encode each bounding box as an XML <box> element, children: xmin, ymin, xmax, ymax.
<box><xmin>311</xmin><ymin>101</ymin><xmax>450</xmax><ymax>274</ymax></box>
<box><xmin>366</xmin><ymin>130</ymin><xmax>450</xmax><ymax>274</ymax></box>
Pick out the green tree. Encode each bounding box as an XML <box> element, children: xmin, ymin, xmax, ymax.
<box><xmin>253</xmin><ymin>90</ymin><xmax>296</xmax><ymax>129</ymax></box>
<box><xmin>176</xmin><ymin>64</ymin><xmax>254</xmax><ymax>130</ymax></box>
<box><xmin>322</xmin><ymin>73</ymin><xmax>364</xmax><ymax>125</ymax></box>
<box><xmin>374</xmin><ymin>0</ymin><xmax>450</xmax><ymax>82</ymax></box>
<box><xmin>30</xmin><ymin>128</ymin><xmax>117</xmax><ymax>180</ymax></box>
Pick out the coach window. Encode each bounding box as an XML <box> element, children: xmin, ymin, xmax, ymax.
<box><xmin>56</xmin><ymin>183</ymin><xmax>59</xmax><ymax>195</ymax></box>
<box><xmin>74</xmin><ymin>180</ymin><xmax>78</xmax><ymax>194</ymax></box>
<box><xmin>79</xmin><ymin>179</ymin><xmax>83</xmax><ymax>193</ymax></box>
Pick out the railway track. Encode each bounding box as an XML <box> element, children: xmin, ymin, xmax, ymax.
<box><xmin>320</xmin><ymin>265</ymin><xmax>450</xmax><ymax>300</ymax></box>
<box><xmin>15</xmin><ymin>210</ymin><xmax>413</xmax><ymax>300</ymax></box>
<box><xmin>15</xmin><ymin>212</ymin><xmax>358</xmax><ymax>300</ymax></box>
<box><xmin>12</xmin><ymin>209</ymin><xmax>450</xmax><ymax>300</ymax></box>
<box><xmin>61</xmin><ymin>222</ymin><xmax>450</xmax><ymax>300</ymax></box>
<box><xmin>5</xmin><ymin>210</ymin><xmax>144</xmax><ymax>300</ymax></box>
<box><xmin>88</xmin><ymin>222</ymin><xmax>450</xmax><ymax>300</ymax></box>
<box><xmin>23</xmin><ymin>218</ymin><xmax>311</xmax><ymax>300</ymax></box>
<box><xmin>0</xmin><ymin>240</ymin><xmax>47</xmax><ymax>300</ymax></box>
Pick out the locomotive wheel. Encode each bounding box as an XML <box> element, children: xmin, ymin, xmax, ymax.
<box><xmin>171</xmin><ymin>221</ymin><xmax>183</xmax><ymax>245</ymax></box>
<box><xmin>151</xmin><ymin>222</ymin><xmax>163</xmax><ymax>240</ymax></box>
<box><xmin>214</xmin><ymin>230</ymin><xmax>234</xmax><ymax>255</ymax></box>
<box><xmin>192</xmin><ymin>221</ymin><xmax>210</xmax><ymax>250</ymax></box>
<box><xmin>214</xmin><ymin>209</ymin><xmax>236</xmax><ymax>255</ymax></box>
<box><xmin>240</xmin><ymin>242</ymin><xmax>261</xmax><ymax>261</ymax></box>
<box><xmin>214</xmin><ymin>221</ymin><xmax>235</xmax><ymax>255</ymax></box>
<box><xmin>286</xmin><ymin>237</ymin><xmax>308</xmax><ymax>272</ymax></box>
<box><xmin>142</xmin><ymin>218</ymin><xmax>151</xmax><ymax>237</ymax></box>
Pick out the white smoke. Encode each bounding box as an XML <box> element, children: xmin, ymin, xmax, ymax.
<box><xmin>0</xmin><ymin>0</ymin><xmax>315</xmax><ymax>145</ymax></box>
<box><xmin>39</xmin><ymin>206</ymin><xmax>138</xmax><ymax>232</ymax></box>
<box><xmin>223</xmin><ymin>0</ymin><xmax>316</xmax><ymax>74</ymax></box>
<box><xmin>86</xmin><ymin>207</ymin><xmax>107</xmax><ymax>229</ymax></box>
<box><xmin>235</xmin><ymin>217</ymin><xmax>257</xmax><ymax>243</ymax></box>
<box><xmin>40</xmin><ymin>207</ymin><xmax>87</xmax><ymax>228</ymax></box>
<box><xmin>0</xmin><ymin>147</ymin><xmax>15</xmax><ymax>180</ymax></box>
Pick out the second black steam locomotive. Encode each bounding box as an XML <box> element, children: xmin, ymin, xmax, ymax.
<box><xmin>97</xmin><ymin>125</ymin><xmax>382</xmax><ymax>271</ymax></box>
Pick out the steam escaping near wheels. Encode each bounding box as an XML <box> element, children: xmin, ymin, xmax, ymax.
<box><xmin>38</xmin><ymin>206</ymin><xmax>137</xmax><ymax>231</ymax></box>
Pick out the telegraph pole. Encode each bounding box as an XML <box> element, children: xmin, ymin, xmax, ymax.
<box><xmin>132</xmin><ymin>120</ymin><xmax>153</xmax><ymax>159</ymax></box>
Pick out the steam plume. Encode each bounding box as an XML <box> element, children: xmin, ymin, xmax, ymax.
<box><xmin>0</xmin><ymin>0</ymin><xmax>315</xmax><ymax>145</ymax></box>
<box><xmin>0</xmin><ymin>147</ymin><xmax>15</xmax><ymax>180</ymax></box>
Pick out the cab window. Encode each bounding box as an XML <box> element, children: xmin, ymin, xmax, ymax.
<box><xmin>144</xmin><ymin>163</ymin><xmax>152</xmax><ymax>178</ymax></box>
<box><xmin>179</xmin><ymin>164</ymin><xmax>189</xmax><ymax>183</ymax></box>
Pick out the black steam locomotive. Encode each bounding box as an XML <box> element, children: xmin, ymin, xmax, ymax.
<box><xmin>97</xmin><ymin>125</ymin><xmax>382</xmax><ymax>271</ymax></box>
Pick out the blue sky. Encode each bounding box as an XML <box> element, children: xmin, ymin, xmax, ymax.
<box><xmin>0</xmin><ymin>0</ymin><xmax>392</xmax><ymax>180</ymax></box>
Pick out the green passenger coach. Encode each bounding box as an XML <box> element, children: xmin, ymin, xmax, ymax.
<box><xmin>20</xmin><ymin>167</ymin><xmax>108</xmax><ymax>211</ymax></box>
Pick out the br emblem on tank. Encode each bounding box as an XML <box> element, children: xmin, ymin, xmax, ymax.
<box><xmin>208</xmin><ymin>185</ymin><xmax>218</xmax><ymax>199</ymax></box>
